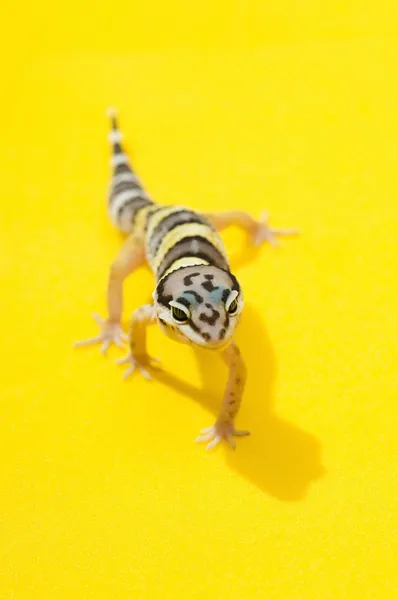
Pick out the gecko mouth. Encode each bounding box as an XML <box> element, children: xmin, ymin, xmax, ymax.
<box><xmin>194</xmin><ymin>338</ymin><xmax>231</xmax><ymax>351</ymax></box>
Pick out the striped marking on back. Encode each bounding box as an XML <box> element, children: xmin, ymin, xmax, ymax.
<box><xmin>134</xmin><ymin>203</ymin><xmax>160</xmax><ymax>234</ymax></box>
<box><xmin>147</xmin><ymin>209</ymin><xmax>210</xmax><ymax>261</ymax></box>
<box><xmin>160</xmin><ymin>257</ymin><xmax>209</xmax><ymax>280</ymax></box>
<box><xmin>155</xmin><ymin>235</ymin><xmax>229</xmax><ymax>279</ymax></box>
<box><xmin>146</xmin><ymin>205</ymin><xmax>185</xmax><ymax>241</ymax></box>
<box><xmin>109</xmin><ymin>189</ymin><xmax>150</xmax><ymax>226</ymax></box>
<box><xmin>118</xmin><ymin>200</ymin><xmax>152</xmax><ymax>233</ymax></box>
<box><xmin>151</xmin><ymin>222</ymin><xmax>227</xmax><ymax>273</ymax></box>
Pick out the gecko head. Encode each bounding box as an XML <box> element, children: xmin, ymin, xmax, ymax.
<box><xmin>152</xmin><ymin>265</ymin><xmax>244</xmax><ymax>349</ymax></box>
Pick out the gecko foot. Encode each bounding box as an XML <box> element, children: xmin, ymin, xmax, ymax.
<box><xmin>73</xmin><ymin>313</ymin><xmax>128</xmax><ymax>355</ymax></box>
<box><xmin>252</xmin><ymin>211</ymin><xmax>299</xmax><ymax>247</ymax></box>
<box><xmin>116</xmin><ymin>352</ymin><xmax>161</xmax><ymax>381</ymax></box>
<box><xmin>195</xmin><ymin>422</ymin><xmax>250</xmax><ymax>451</ymax></box>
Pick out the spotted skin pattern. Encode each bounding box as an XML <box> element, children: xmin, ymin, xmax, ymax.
<box><xmin>75</xmin><ymin>109</ymin><xmax>298</xmax><ymax>450</ymax></box>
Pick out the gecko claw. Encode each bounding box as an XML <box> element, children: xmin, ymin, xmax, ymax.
<box><xmin>74</xmin><ymin>314</ymin><xmax>127</xmax><ymax>354</ymax></box>
<box><xmin>196</xmin><ymin>422</ymin><xmax>250</xmax><ymax>451</ymax></box>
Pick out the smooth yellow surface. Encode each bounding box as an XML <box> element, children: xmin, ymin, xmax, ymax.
<box><xmin>1</xmin><ymin>2</ymin><xmax>398</xmax><ymax>598</ymax></box>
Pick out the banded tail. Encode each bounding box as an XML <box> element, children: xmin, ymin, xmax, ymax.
<box><xmin>107</xmin><ymin>108</ymin><xmax>153</xmax><ymax>233</ymax></box>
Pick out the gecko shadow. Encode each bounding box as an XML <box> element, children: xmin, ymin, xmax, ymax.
<box><xmin>153</xmin><ymin>300</ymin><xmax>325</xmax><ymax>501</ymax></box>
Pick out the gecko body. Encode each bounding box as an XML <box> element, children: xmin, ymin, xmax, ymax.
<box><xmin>75</xmin><ymin>110</ymin><xmax>297</xmax><ymax>450</ymax></box>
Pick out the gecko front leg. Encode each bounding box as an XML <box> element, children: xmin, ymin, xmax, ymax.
<box><xmin>196</xmin><ymin>342</ymin><xmax>249</xmax><ymax>450</ymax></box>
<box><xmin>74</xmin><ymin>233</ymin><xmax>145</xmax><ymax>354</ymax></box>
<box><xmin>204</xmin><ymin>210</ymin><xmax>298</xmax><ymax>247</ymax></box>
<box><xmin>116</xmin><ymin>304</ymin><xmax>160</xmax><ymax>380</ymax></box>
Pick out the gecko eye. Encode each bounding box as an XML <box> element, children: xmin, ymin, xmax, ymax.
<box><xmin>226</xmin><ymin>298</ymin><xmax>238</xmax><ymax>315</ymax></box>
<box><xmin>225</xmin><ymin>290</ymin><xmax>240</xmax><ymax>316</ymax></box>
<box><xmin>170</xmin><ymin>302</ymin><xmax>190</xmax><ymax>323</ymax></box>
<box><xmin>171</xmin><ymin>306</ymin><xmax>189</xmax><ymax>323</ymax></box>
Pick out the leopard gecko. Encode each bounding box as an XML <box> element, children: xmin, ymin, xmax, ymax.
<box><xmin>75</xmin><ymin>109</ymin><xmax>297</xmax><ymax>450</ymax></box>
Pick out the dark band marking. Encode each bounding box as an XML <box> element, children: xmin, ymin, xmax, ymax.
<box><xmin>202</xmin><ymin>279</ymin><xmax>219</xmax><ymax>292</ymax></box>
<box><xmin>219</xmin><ymin>328</ymin><xmax>226</xmax><ymax>340</ymax></box>
<box><xmin>114</xmin><ymin>162</ymin><xmax>133</xmax><ymax>175</ymax></box>
<box><xmin>224</xmin><ymin>315</ymin><xmax>230</xmax><ymax>329</ymax></box>
<box><xmin>228</xmin><ymin>271</ymin><xmax>240</xmax><ymax>292</ymax></box>
<box><xmin>183</xmin><ymin>290</ymin><xmax>203</xmax><ymax>304</ymax></box>
<box><xmin>199</xmin><ymin>303</ymin><xmax>220</xmax><ymax>326</ymax></box>
<box><xmin>222</xmin><ymin>289</ymin><xmax>230</xmax><ymax>303</ymax></box>
<box><xmin>183</xmin><ymin>272</ymin><xmax>201</xmax><ymax>286</ymax></box>
<box><xmin>144</xmin><ymin>206</ymin><xmax>166</xmax><ymax>231</ymax></box>
<box><xmin>175</xmin><ymin>297</ymin><xmax>191</xmax><ymax>310</ymax></box>
<box><xmin>149</xmin><ymin>210</ymin><xmax>209</xmax><ymax>258</ymax></box>
<box><xmin>117</xmin><ymin>197</ymin><xmax>152</xmax><ymax>222</ymax></box>
<box><xmin>111</xmin><ymin>180</ymin><xmax>142</xmax><ymax>198</ymax></box>
<box><xmin>180</xmin><ymin>315</ymin><xmax>212</xmax><ymax>344</ymax></box>
<box><xmin>185</xmin><ymin>318</ymin><xmax>206</xmax><ymax>339</ymax></box>
<box><xmin>159</xmin><ymin>294</ymin><xmax>173</xmax><ymax>307</ymax></box>
<box><xmin>156</xmin><ymin>236</ymin><xmax>229</xmax><ymax>280</ymax></box>
<box><xmin>155</xmin><ymin>276</ymin><xmax>173</xmax><ymax>307</ymax></box>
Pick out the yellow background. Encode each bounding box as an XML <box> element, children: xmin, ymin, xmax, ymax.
<box><xmin>1</xmin><ymin>1</ymin><xmax>398</xmax><ymax>598</ymax></box>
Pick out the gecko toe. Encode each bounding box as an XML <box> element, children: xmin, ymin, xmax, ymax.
<box><xmin>206</xmin><ymin>436</ymin><xmax>222</xmax><ymax>451</ymax></box>
<box><xmin>196</xmin><ymin>422</ymin><xmax>249</xmax><ymax>450</ymax></box>
<box><xmin>195</xmin><ymin>431</ymin><xmax>214</xmax><ymax>443</ymax></box>
<box><xmin>227</xmin><ymin>435</ymin><xmax>237</xmax><ymax>449</ymax></box>
<box><xmin>93</xmin><ymin>313</ymin><xmax>105</xmax><ymax>325</ymax></box>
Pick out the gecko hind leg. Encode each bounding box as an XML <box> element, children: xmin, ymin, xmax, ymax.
<box><xmin>204</xmin><ymin>209</ymin><xmax>299</xmax><ymax>248</ymax></box>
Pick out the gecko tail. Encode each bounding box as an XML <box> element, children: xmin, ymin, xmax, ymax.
<box><xmin>106</xmin><ymin>108</ymin><xmax>153</xmax><ymax>234</ymax></box>
<box><xmin>106</xmin><ymin>107</ymin><xmax>129</xmax><ymax>167</ymax></box>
